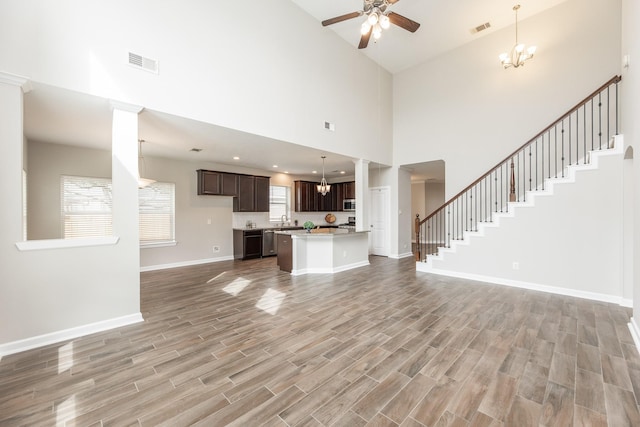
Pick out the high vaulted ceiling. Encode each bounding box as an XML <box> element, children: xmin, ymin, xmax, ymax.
<box><xmin>291</xmin><ymin>0</ymin><xmax>569</xmax><ymax>73</ymax></box>
<box><xmin>22</xmin><ymin>0</ymin><xmax>570</xmax><ymax>182</ymax></box>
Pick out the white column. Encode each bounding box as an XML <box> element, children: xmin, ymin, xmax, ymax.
<box><xmin>354</xmin><ymin>159</ymin><xmax>370</xmax><ymax>232</ymax></box>
<box><xmin>110</xmin><ymin>101</ymin><xmax>142</xmax><ymax>270</ymax></box>
<box><xmin>0</xmin><ymin>73</ymin><xmax>30</xmax><ymax>243</ymax></box>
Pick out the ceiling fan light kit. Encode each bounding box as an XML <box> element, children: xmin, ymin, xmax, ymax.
<box><xmin>499</xmin><ymin>4</ymin><xmax>536</xmax><ymax>69</ymax></box>
<box><xmin>322</xmin><ymin>0</ymin><xmax>420</xmax><ymax>49</ymax></box>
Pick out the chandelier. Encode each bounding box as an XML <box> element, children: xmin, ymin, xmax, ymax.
<box><xmin>360</xmin><ymin>1</ymin><xmax>391</xmax><ymax>41</ymax></box>
<box><xmin>317</xmin><ymin>156</ymin><xmax>331</xmax><ymax>196</ymax></box>
<box><xmin>499</xmin><ymin>5</ymin><xmax>536</xmax><ymax>69</ymax></box>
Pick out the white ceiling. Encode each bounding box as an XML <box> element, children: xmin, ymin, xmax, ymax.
<box><xmin>291</xmin><ymin>0</ymin><xmax>568</xmax><ymax>73</ymax></box>
<box><xmin>22</xmin><ymin>0</ymin><xmax>569</xmax><ymax>182</ymax></box>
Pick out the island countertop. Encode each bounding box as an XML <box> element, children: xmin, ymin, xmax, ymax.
<box><xmin>275</xmin><ymin>229</ymin><xmax>369</xmax><ymax>237</ymax></box>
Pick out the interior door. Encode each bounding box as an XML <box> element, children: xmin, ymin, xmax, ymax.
<box><xmin>369</xmin><ymin>187</ymin><xmax>389</xmax><ymax>256</ymax></box>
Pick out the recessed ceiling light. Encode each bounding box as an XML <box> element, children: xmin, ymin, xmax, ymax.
<box><xmin>273</xmin><ymin>165</ymin><xmax>278</xmax><ymax>168</ymax></box>
<box><xmin>340</xmin><ymin>171</ymin><xmax>346</xmax><ymax>174</ymax></box>
<box><xmin>233</xmin><ymin>156</ymin><xmax>240</xmax><ymax>160</ymax></box>
<box><xmin>312</xmin><ymin>170</ymin><xmax>317</xmax><ymax>174</ymax></box>
<box><xmin>284</xmin><ymin>171</ymin><xmax>289</xmax><ymax>174</ymax></box>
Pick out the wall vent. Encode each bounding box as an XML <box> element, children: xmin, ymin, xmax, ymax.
<box><xmin>470</xmin><ymin>22</ymin><xmax>491</xmax><ymax>34</ymax></box>
<box><xmin>128</xmin><ymin>52</ymin><xmax>159</xmax><ymax>74</ymax></box>
<box><xmin>324</xmin><ymin>121</ymin><xmax>335</xmax><ymax>132</ymax></box>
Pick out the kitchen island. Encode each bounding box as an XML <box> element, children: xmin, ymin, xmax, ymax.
<box><xmin>275</xmin><ymin>229</ymin><xmax>369</xmax><ymax>275</ymax></box>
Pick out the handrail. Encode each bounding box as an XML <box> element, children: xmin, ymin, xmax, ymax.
<box><xmin>422</xmin><ymin>75</ymin><xmax>621</xmax><ymax>224</ymax></box>
<box><xmin>415</xmin><ymin>75</ymin><xmax>622</xmax><ymax>262</ymax></box>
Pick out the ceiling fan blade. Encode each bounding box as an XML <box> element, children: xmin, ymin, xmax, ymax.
<box><xmin>358</xmin><ymin>28</ymin><xmax>372</xmax><ymax>49</ymax></box>
<box><xmin>322</xmin><ymin>11</ymin><xmax>362</xmax><ymax>27</ymax></box>
<box><xmin>388</xmin><ymin>12</ymin><xmax>421</xmax><ymax>33</ymax></box>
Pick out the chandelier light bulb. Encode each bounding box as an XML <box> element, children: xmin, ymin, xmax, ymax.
<box><xmin>361</xmin><ymin>21</ymin><xmax>371</xmax><ymax>35</ymax></box>
<box><xmin>379</xmin><ymin>14</ymin><xmax>390</xmax><ymax>29</ymax></box>
<box><xmin>368</xmin><ymin>12</ymin><xmax>378</xmax><ymax>26</ymax></box>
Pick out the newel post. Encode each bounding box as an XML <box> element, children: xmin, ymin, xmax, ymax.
<box><xmin>414</xmin><ymin>214</ymin><xmax>421</xmax><ymax>261</ymax></box>
<box><xmin>509</xmin><ymin>158</ymin><xmax>516</xmax><ymax>202</ymax></box>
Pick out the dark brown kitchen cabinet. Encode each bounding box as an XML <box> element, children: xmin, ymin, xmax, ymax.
<box><xmin>236</xmin><ymin>175</ymin><xmax>256</xmax><ymax>212</ymax></box>
<box><xmin>197</xmin><ymin>170</ymin><xmax>222</xmax><ymax>195</ymax></box>
<box><xmin>276</xmin><ymin>233</ymin><xmax>292</xmax><ymax>272</ymax></box>
<box><xmin>234</xmin><ymin>175</ymin><xmax>270</xmax><ymax>212</ymax></box>
<box><xmin>255</xmin><ymin>176</ymin><xmax>270</xmax><ymax>212</ymax></box>
<box><xmin>220</xmin><ymin>173</ymin><xmax>238</xmax><ymax>196</ymax></box>
<box><xmin>343</xmin><ymin>181</ymin><xmax>356</xmax><ymax>199</ymax></box>
<box><xmin>197</xmin><ymin>170</ymin><xmax>237</xmax><ymax>196</ymax></box>
<box><xmin>295</xmin><ymin>180</ymin><xmax>354</xmax><ymax>212</ymax></box>
<box><xmin>198</xmin><ymin>169</ymin><xmax>268</xmax><ymax>212</ymax></box>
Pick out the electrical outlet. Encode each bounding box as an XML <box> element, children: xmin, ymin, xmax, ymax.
<box><xmin>213</xmin><ymin>246</ymin><xmax>220</xmax><ymax>253</ymax></box>
<box><xmin>512</xmin><ymin>262</ymin><xmax>519</xmax><ymax>270</ymax></box>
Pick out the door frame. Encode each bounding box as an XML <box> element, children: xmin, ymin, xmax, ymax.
<box><xmin>368</xmin><ymin>186</ymin><xmax>390</xmax><ymax>256</ymax></box>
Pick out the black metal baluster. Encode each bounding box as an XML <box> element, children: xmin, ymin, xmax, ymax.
<box><xmin>561</xmin><ymin>121</ymin><xmax>565</xmax><ymax>177</ymax></box>
<box><xmin>583</xmin><ymin>102</ymin><xmax>586</xmax><ymax>164</ymax></box>
<box><xmin>598</xmin><ymin>92</ymin><xmax>602</xmax><ymax>149</ymax></box>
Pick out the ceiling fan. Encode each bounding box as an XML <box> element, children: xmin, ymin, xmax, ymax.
<box><xmin>321</xmin><ymin>0</ymin><xmax>420</xmax><ymax>49</ymax></box>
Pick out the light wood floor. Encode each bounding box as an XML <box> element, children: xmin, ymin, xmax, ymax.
<box><xmin>1</xmin><ymin>256</ymin><xmax>640</xmax><ymax>426</ymax></box>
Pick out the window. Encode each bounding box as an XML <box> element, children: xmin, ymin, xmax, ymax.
<box><xmin>139</xmin><ymin>182</ymin><xmax>175</xmax><ymax>245</ymax></box>
<box><xmin>61</xmin><ymin>175</ymin><xmax>175</xmax><ymax>245</ymax></box>
<box><xmin>269</xmin><ymin>185</ymin><xmax>290</xmax><ymax>222</ymax></box>
<box><xmin>61</xmin><ymin>175</ymin><xmax>113</xmax><ymax>238</ymax></box>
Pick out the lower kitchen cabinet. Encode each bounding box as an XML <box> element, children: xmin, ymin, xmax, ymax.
<box><xmin>276</xmin><ymin>233</ymin><xmax>292</xmax><ymax>272</ymax></box>
<box><xmin>233</xmin><ymin>229</ymin><xmax>263</xmax><ymax>260</ymax></box>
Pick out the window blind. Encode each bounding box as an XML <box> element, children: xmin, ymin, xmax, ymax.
<box><xmin>139</xmin><ymin>182</ymin><xmax>175</xmax><ymax>244</ymax></box>
<box><xmin>269</xmin><ymin>185</ymin><xmax>290</xmax><ymax>222</ymax></box>
<box><xmin>61</xmin><ymin>175</ymin><xmax>113</xmax><ymax>238</ymax></box>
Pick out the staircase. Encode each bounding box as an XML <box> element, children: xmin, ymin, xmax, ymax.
<box><xmin>415</xmin><ymin>76</ymin><xmax>628</xmax><ymax>305</ymax></box>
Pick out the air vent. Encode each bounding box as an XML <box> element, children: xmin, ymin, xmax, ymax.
<box><xmin>470</xmin><ymin>22</ymin><xmax>491</xmax><ymax>34</ymax></box>
<box><xmin>190</xmin><ymin>148</ymin><xmax>203</xmax><ymax>152</ymax></box>
<box><xmin>324</xmin><ymin>121</ymin><xmax>335</xmax><ymax>132</ymax></box>
<box><xmin>128</xmin><ymin>52</ymin><xmax>159</xmax><ymax>74</ymax></box>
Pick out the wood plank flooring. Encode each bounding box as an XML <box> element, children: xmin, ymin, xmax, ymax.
<box><xmin>1</xmin><ymin>256</ymin><xmax>640</xmax><ymax>426</ymax></box>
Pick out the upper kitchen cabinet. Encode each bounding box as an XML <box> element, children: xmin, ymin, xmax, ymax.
<box><xmin>197</xmin><ymin>170</ymin><xmax>237</xmax><ymax>196</ymax></box>
<box><xmin>197</xmin><ymin>169</ymin><xmax>269</xmax><ymax>212</ymax></box>
<box><xmin>295</xmin><ymin>180</ymin><xmax>354</xmax><ymax>212</ymax></box>
<box><xmin>343</xmin><ymin>181</ymin><xmax>355</xmax><ymax>199</ymax></box>
<box><xmin>234</xmin><ymin>174</ymin><xmax>270</xmax><ymax>212</ymax></box>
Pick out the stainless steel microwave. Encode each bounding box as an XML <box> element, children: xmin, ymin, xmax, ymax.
<box><xmin>343</xmin><ymin>199</ymin><xmax>356</xmax><ymax>211</ymax></box>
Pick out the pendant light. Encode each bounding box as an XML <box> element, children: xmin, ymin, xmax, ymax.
<box><xmin>138</xmin><ymin>139</ymin><xmax>156</xmax><ymax>189</ymax></box>
<box><xmin>316</xmin><ymin>156</ymin><xmax>331</xmax><ymax>196</ymax></box>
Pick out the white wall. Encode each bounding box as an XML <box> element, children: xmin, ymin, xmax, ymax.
<box><xmin>426</xmin><ymin>146</ymin><xmax>624</xmax><ymax>303</ymax></box>
<box><xmin>621</xmin><ymin>0</ymin><xmax>640</xmax><ymax>326</ymax></box>
<box><xmin>0</xmin><ymin>84</ymin><xmax>141</xmax><ymax>354</ymax></box>
<box><xmin>411</xmin><ymin>181</ymin><xmax>426</xmax><ymax>221</ymax></box>
<box><xmin>393</xmin><ymin>0</ymin><xmax>622</xmax><ymax>199</ymax></box>
<box><xmin>0</xmin><ymin>0</ymin><xmax>393</xmax><ymax>167</ymax></box>
<box><xmin>425</xmin><ymin>182</ymin><xmax>445</xmax><ymax>216</ymax></box>
<box><xmin>27</xmin><ymin>141</ymin><xmax>112</xmax><ymax>240</ymax></box>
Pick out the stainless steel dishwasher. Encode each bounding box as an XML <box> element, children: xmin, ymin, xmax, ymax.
<box><xmin>262</xmin><ymin>229</ymin><xmax>277</xmax><ymax>257</ymax></box>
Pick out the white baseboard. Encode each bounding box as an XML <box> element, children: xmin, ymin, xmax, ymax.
<box><xmin>389</xmin><ymin>252</ymin><xmax>414</xmax><ymax>260</ymax></box>
<box><xmin>628</xmin><ymin>318</ymin><xmax>640</xmax><ymax>354</ymax></box>
<box><xmin>0</xmin><ymin>312</ymin><xmax>144</xmax><ymax>358</ymax></box>
<box><xmin>291</xmin><ymin>260</ymin><xmax>370</xmax><ymax>276</ymax></box>
<box><xmin>140</xmin><ymin>255</ymin><xmax>234</xmax><ymax>272</ymax></box>
<box><xmin>417</xmin><ymin>264</ymin><xmax>627</xmax><ymax>306</ymax></box>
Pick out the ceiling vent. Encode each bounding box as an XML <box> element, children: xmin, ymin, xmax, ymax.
<box><xmin>470</xmin><ymin>22</ymin><xmax>491</xmax><ymax>34</ymax></box>
<box><xmin>190</xmin><ymin>148</ymin><xmax>203</xmax><ymax>152</ymax></box>
<box><xmin>128</xmin><ymin>52</ymin><xmax>159</xmax><ymax>74</ymax></box>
